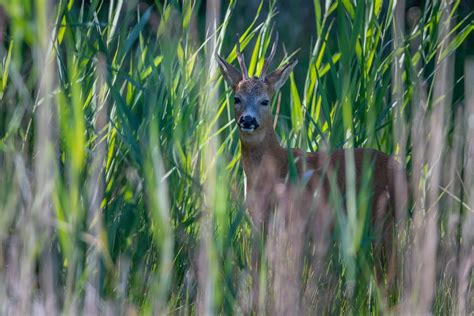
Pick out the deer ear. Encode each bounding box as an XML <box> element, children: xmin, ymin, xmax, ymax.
<box><xmin>265</xmin><ymin>59</ymin><xmax>298</xmax><ymax>92</ymax></box>
<box><xmin>215</xmin><ymin>54</ymin><xmax>242</xmax><ymax>89</ymax></box>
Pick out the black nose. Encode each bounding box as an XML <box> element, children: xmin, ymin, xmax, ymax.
<box><xmin>238</xmin><ymin>115</ymin><xmax>259</xmax><ymax>130</ymax></box>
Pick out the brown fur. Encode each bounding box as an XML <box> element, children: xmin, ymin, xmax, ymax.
<box><xmin>237</xmin><ymin>78</ymin><xmax>272</xmax><ymax>96</ymax></box>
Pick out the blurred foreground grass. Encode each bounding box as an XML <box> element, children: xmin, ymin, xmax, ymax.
<box><xmin>0</xmin><ymin>0</ymin><xmax>473</xmax><ymax>314</ymax></box>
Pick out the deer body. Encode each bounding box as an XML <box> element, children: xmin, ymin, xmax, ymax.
<box><xmin>216</xmin><ymin>38</ymin><xmax>403</xmax><ymax>312</ymax></box>
<box><xmin>239</xmin><ymin>116</ymin><xmax>399</xmax><ymax>239</ymax></box>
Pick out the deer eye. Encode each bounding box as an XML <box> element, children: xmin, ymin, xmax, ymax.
<box><xmin>234</xmin><ymin>97</ymin><xmax>241</xmax><ymax>104</ymax></box>
<box><xmin>260</xmin><ymin>99</ymin><xmax>270</xmax><ymax>106</ymax></box>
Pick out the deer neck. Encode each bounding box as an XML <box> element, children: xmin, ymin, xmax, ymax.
<box><xmin>239</xmin><ymin>127</ymin><xmax>284</xmax><ymax>179</ymax></box>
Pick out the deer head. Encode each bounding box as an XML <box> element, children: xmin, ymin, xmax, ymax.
<box><xmin>216</xmin><ymin>35</ymin><xmax>297</xmax><ymax>145</ymax></box>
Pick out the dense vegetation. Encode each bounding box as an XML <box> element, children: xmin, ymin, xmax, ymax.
<box><xmin>0</xmin><ymin>0</ymin><xmax>472</xmax><ymax>314</ymax></box>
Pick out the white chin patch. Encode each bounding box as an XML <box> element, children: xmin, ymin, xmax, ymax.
<box><xmin>240</xmin><ymin>127</ymin><xmax>256</xmax><ymax>133</ymax></box>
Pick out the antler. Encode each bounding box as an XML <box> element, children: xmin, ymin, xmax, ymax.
<box><xmin>235</xmin><ymin>35</ymin><xmax>249</xmax><ymax>80</ymax></box>
<box><xmin>260</xmin><ymin>32</ymin><xmax>279</xmax><ymax>81</ymax></box>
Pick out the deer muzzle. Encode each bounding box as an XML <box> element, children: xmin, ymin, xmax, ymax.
<box><xmin>238</xmin><ymin>115</ymin><xmax>260</xmax><ymax>132</ymax></box>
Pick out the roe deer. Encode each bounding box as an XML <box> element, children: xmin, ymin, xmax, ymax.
<box><xmin>216</xmin><ymin>36</ymin><xmax>406</xmax><ymax>313</ymax></box>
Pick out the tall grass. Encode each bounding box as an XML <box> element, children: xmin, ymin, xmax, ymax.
<box><xmin>0</xmin><ymin>0</ymin><xmax>472</xmax><ymax>314</ymax></box>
